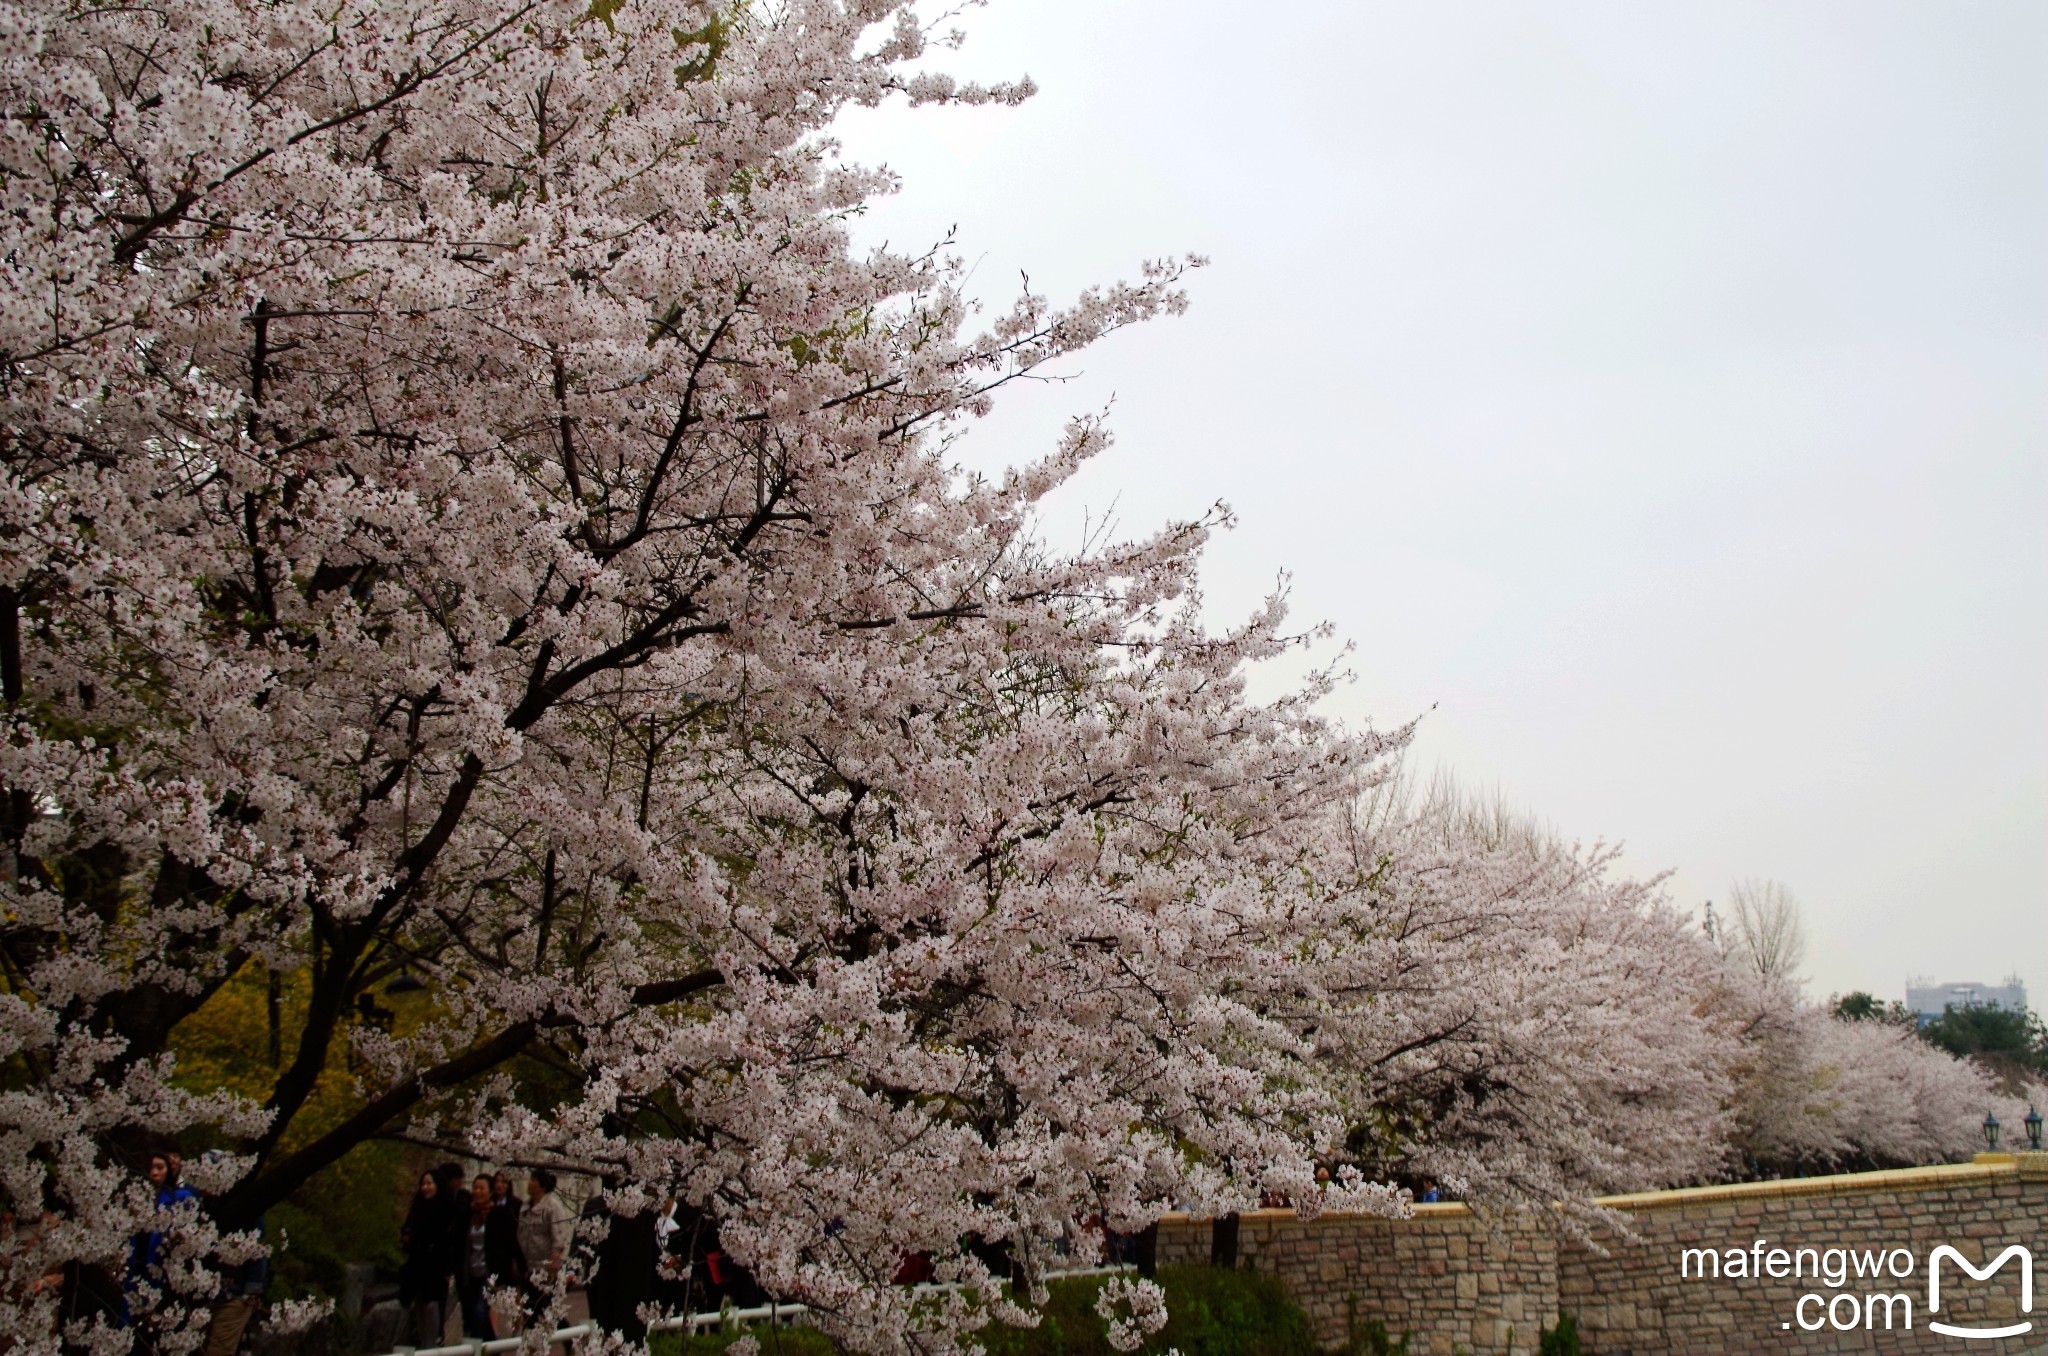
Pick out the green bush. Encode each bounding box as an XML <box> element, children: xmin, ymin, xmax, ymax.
<box><xmin>1341</xmin><ymin>1309</ymin><xmax>1408</xmax><ymax>1356</ymax></box>
<box><xmin>976</xmin><ymin>1266</ymin><xmax>1317</xmax><ymax>1356</ymax></box>
<box><xmin>649</xmin><ymin>1327</ymin><xmax>839</xmax><ymax>1356</ymax></box>
<box><xmin>1538</xmin><ymin>1311</ymin><xmax>1581</xmax><ymax>1356</ymax></box>
<box><xmin>648</xmin><ymin>1266</ymin><xmax>1318</xmax><ymax>1356</ymax></box>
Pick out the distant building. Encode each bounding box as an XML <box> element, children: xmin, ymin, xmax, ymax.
<box><xmin>1905</xmin><ymin>977</ymin><xmax>2029</xmax><ymax>1026</ymax></box>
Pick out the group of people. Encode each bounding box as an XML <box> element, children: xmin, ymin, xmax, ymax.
<box><xmin>0</xmin><ymin>1149</ymin><xmax>269</xmax><ymax>1356</ymax></box>
<box><xmin>397</xmin><ymin>1165</ymin><xmax>573</xmax><ymax>1346</ymax></box>
<box><xmin>22</xmin><ymin>1153</ymin><xmax>1393</xmax><ymax>1356</ymax></box>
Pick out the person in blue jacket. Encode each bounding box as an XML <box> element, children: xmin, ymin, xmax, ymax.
<box><xmin>125</xmin><ymin>1150</ymin><xmax>198</xmax><ymax>1326</ymax></box>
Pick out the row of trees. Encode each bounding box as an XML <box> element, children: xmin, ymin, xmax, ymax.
<box><xmin>1322</xmin><ymin>797</ymin><xmax>2039</xmax><ymax>1197</ymax></box>
<box><xmin>1708</xmin><ymin>888</ymin><xmax>2040</xmax><ymax>1176</ymax></box>
<box><xmin>0</xmin><ymin>0</ymin><xmax>2029</xmax><ymax>1352</ymax></box>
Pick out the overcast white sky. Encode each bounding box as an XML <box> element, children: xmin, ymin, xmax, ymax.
<box><xmin>832</xmin><ymin>1</ymin><xmax>2047</xmax><ymax>1007</ymax></box>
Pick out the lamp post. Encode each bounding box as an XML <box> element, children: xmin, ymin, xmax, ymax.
<box><xmin>2026</xmin><ymin>1105</ymin><xmax>2043</xmax><ymax>1152</ymax></box>
<box><xmin>1982</xmin><ymin>1111</ymin><xmax>2001</xmax><ymax>1152</ymax></box>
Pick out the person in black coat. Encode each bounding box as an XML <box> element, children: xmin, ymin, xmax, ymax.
<box><xmin>581</xmin><ymin>1194</ymin><xmax>655</xmax><ymax>1342</ymax></box>
<box><xmin>483</xmin><ymin>1175</ymin><xmax>525</xmax><ymax>1291</ymax></box>
<box><xmin>429</xmin><ymin>1164</ymin><xmax>468</xmax><ymax>1334</ymax></box>
<box><xmin>455</xmin><ymin>1176</ymin><xmax>497</xmax><ymax>1338</ymax></box>
<box><xmin>397</xmin><ymin>1173</ymin><xmax>445</xmax><ymax>1345</ymax></box>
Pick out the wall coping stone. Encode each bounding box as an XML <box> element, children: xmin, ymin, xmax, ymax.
<box><xmin>1593</xmin><ymin>1159</ymin><xmax>2016</xmax><ymax>1211</ymax></box>
<box><xmin>1156</xmin><ymin>1203</ymin><xmax>1479</xmax><ymax>1225</ymax></box>
<box><xmin>1156</xmin><ymin>1156</ymin><xmax>2040</xmax><ymax>1228</ymax></box>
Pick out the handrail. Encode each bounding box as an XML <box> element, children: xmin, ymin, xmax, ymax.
<box><xmin>380</xmin><ymin>1265</ymin><xmax>1135</xmax><ymax>1356</ymax></box>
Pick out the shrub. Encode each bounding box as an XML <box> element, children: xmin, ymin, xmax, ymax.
<box><xmin>647</xmin><ymin>1266</ymin><xmax>1318</xmax><ymax>1356</ymax></box>
<box><xmin>977</xmin><ymin>1266</ymin><xmax>1317</xmax><ymax>1356</ymax></box>
<box><xmin>1342</xmin><ymin>1311</ymin><xmax>1409</xmax><ymax>1356</ymax></box>
<box><xmin>1538</xmin><ymin>1311</ymin><xmax>1581</xmax><ymax>1356</ymax></box>
<box><xmin>649</xmin><ymin>1328</ymin><xmax>839</xmax><ymax>1356</ymax></box>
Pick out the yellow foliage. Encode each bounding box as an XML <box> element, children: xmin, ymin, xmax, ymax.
<box><xmin>167</xmin><ymin>963</ymin><xmax>430</xmax><ymax>1291</ymax></box>
<box><xmin>170</xmin><ymin>963</ymin><xmax>365</xmax><ymax>1152</ymax></box>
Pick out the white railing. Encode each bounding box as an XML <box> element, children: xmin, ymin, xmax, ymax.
<box><xmin>382</xmin><ymin>1265</ymin><xmax>1135</xmax><ymax>1356</ymax></box>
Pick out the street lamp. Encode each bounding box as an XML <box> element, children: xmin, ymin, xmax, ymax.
<box><xmin>1982</xmin><ymin>1112</ymin><xmax>2000</xmax><ymax>1152</ymax></box>
<box><xmin>2026</xmin><ymin>1105</ymin><xmax>2043</xmax><ymax>1152</ymax></box>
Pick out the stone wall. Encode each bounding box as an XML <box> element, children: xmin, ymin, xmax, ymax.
<box><xmin>1156</xmin><ymin>1204</ymin><xmax>1556</xmax><ymax>1353</ymax></box>
<box><xmin>1562</xmin><ymin>1158</ymin><xmax>2044</xmax><ymax>1355</ymax></box>
<box><xmin>1153</xmin><ymin>1153</ymin><xmax>2048</xmax><ymax>1355</ymax></box>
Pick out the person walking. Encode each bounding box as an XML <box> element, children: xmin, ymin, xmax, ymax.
<box><xmin>515</xmin><ymin>1171</ymin><xmax>571</xmax><ymax>1324</ymax></box>
<box><xmin>189</xmin><ymin>1152</ymin><xmax>265</xmax><ymax>1356</ymax></box>
<box><xmin>397</xmin><ymin>1173</ymin><xmax>444</xmax><ymax>1346</ymax></box>
<box><xmin>482</xmin><ymin>1171</ymin><xmax>525</xmax><ymax>1328</ymax></box>
<box><xmin>651</xmin><ymin>1198</ymin><xmax>683</xmax><ymax>1316</ymax></box>
<box><xmin>580</xmin><ymin>1192</ymin><xmax>655</xmax><ymax>1342</ymax></box>
<box><xmin>199</xmin><ymin>1218</ymin><xmax>266</xmax><ymax>1356</ymax></box>
<box><xmin>125</xmin><ymin>1151</ymin><xmax>197</xmax><ymax>1326</ymax></box>
<box><xmin>456</xmin><ymin>1177</ymin><xmax>495</xmax><ymax>1339</ymax></box>
<box><xmin>431</xmin><ymin>1164</ymin><xmax>468</xmax><ymax>1342</ymax></box>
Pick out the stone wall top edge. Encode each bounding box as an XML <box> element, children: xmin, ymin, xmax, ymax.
<box><xmin>1155</xmin><ymin>1202</ymin><xmax>1473</xmax><ymax>1226</ymax></box>
<box><xmin>1593</xmin><ymin>1160</ymin><xmax>2012</xmax><ymax>1211</ymax></box>
<box><xmin>1154</xmin><ymin>1161</ymin><xmax>2017</xmax><ymax>1228</ymax></box>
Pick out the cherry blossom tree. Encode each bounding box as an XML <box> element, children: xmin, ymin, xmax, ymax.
<box><xmin>1294</xmin><ymin>787</ymin><xmax>2028</xmax><ymax>1204</ymax></box>
<box><xmin>1305</xmin><ymin>777</ymin><xmax>1737</xmax><ymax>1212</ymax></box>
<box><xmin>1725</xmin><ymin>995</ymin><xmax>2015</xmax><ymax>1171</ymax></box>
<box><xmin>1706</xmin><ymin>903</ymin><xmax>2030</xmax><ymax>1174</ymax></box>
<box><xmin>1</xmin><ymin>0</ymin><xmax>1417</xmax><ymax>1350</ymax></box>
